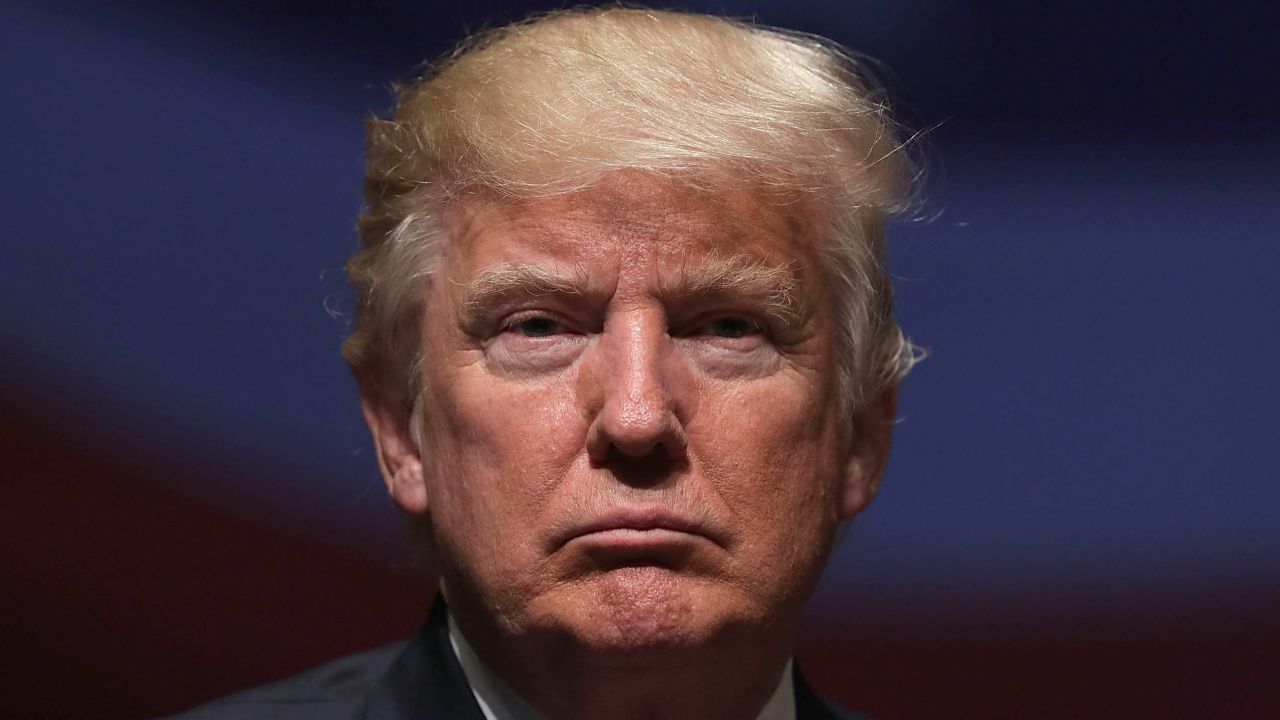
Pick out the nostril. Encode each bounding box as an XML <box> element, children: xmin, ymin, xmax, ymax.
<box><xmin>607</xmin><ymin>430</ymin><xmax>662</xmax><ymax>459</ymax></box>
<box><xmin>585</xmin><ymin>406</ymin><xmax>689</xmax><ymax>467</ymax></box>
<box><xmin>594</xmin><ymin>447</ymin><xmax>686</xmax><ymax>487</ymax></box>
<box><xmin>586</xmin><ymin>394</ymin><xmax>686</xmax><ymax>461</ymax></box>
<box><xmin>611</xmin><ymin>413</ymin><xmax>686</xmax><ymax>458</ymax></box>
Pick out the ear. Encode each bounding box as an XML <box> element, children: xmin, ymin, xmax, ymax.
<box><xmin>362</xmin><ymin>395</ymin><xmax>429</xmax><ymax>515</ymax></box>
<box><xmin>837</xmin><ymin>384</ymin><xmax>898</xmax><ymax>520</ymax></box>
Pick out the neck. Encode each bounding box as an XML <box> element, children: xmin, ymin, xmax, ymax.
<box><xmin>452</xmin><ymin>611</ymin><xmax>795</xmax><ymax>720</ymax></box>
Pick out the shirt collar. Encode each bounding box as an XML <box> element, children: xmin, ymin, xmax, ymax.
<box><xmin>448</xmin><ymin>615</ymin><xmax>796</xmax><ymax>720</ymax></box>
<box><xmin>448</xmin><ymin>614</ymin><xmax>544</xmax><ymax>720</ymax></box>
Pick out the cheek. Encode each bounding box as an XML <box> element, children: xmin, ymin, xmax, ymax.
<box><xmin>421</xmin><ymin>365</ymin><xmax>587</xmax><ymax>536</ymax></box>
<box><xmin>693</xmin><ymin>379</ymin><xmax>842</xmax><ymax>554</ymax></box>
<box><xmin>420</xmin><ymin>372</ymin><xmax>589</xmax><ymax>613</ymax></box>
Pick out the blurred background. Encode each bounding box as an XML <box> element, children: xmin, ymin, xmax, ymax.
<box><xmin>3</xmin><ymin>0</ymin><xmax>1277</xmax><ymax>717</ymax></box>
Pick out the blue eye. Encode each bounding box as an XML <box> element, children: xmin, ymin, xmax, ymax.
<box><xmin>510</xmin><ymin>317</ymin><xmax>561</xmax><ymax>337</ymax></box>
<box><xmin>706</xmin><ymin>317</ymin><xmax>759</xmax><ymax>338</ymax></box>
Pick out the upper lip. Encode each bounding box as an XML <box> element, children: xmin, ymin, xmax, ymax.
<box><xmin>557</xmin><ymin>507</ymin><xmax>723</xmax><ymax>548</ymax></box>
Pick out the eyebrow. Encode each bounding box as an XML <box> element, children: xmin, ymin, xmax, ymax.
<box><xmin>453</xmin><ymin>255</ymin><xmax>803</xmax><ymax>325</ymax></box>
<box><xmin>455</xmin><ymin>262</ymin><xmax>593</xmax><ymax>320</ymax></box>
<box><xmin>661</xmin><ymin>254</ymin><xmax>803</xmax><ymax>324</ymax></box>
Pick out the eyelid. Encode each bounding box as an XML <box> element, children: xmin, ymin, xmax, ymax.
<box><xmin>679</xmin><ymin>311</ymin><xmax>769</xmax><ymax>336</ymax></box>
<box><xmin>497</xmin><ymin>309</ymin><xmax>582</xmax><ymax>335</ymax></box>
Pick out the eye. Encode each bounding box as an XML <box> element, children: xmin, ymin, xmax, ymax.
<box><xmin>677</xmin><ymin>313</ymin><xmax>778</xmax><ymax>376</ymax></box>
<box><xmin>703</xmin><ymin>316</ymin><xmax>761</xmax><ymax>339</ymax></box>
<box><xmin>506</xmin><ymin>316</ymin><xmax>564</xmax><ymax>338</ymax></box>
<box><xmin>487</xmin><ymin>311</ymin><xmax>587</xmax><ymax>374</ymax></box>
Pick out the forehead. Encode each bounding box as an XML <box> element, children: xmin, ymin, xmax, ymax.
<box><xmin>443</xmin><ymin>173</ymin><xmax>826</xmax><ymax>279</ymax></box>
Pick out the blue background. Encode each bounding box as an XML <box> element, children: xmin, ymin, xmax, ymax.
<box><xmin>3</xmin><ymin>1</ymin><xmax>1278</xmax><ymax>716</ymax></box>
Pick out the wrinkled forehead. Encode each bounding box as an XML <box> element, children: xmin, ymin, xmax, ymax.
<box><xmin>442</xmin><ymin>172</ymin><xmax>830</xmax><ymax>281</ymax></box>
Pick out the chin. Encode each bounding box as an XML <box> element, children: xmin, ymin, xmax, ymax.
<box><xmin>543</xmin><ymin>565</ymin><xmax>754</xmax><ymax>657</ymax></box>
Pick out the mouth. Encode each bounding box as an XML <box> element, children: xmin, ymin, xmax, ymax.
<box><xmin>556</xmin><ymin>506</ymin><xmax>724</xmax><ymax>559</ymax></box>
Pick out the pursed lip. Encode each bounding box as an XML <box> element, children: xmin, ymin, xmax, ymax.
<box><xmin>556</xmin><ymin>506</ymin><xmax>725</xmax><ymax>550</ymax></box>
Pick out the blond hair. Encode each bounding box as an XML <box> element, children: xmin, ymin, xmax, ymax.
<box><xmin>345</xmin><ymin>6</ymin><xmax>920</xmax><ymax>413</ymax></box>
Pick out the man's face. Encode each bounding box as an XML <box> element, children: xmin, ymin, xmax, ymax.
<box><xmin>373</xmin><ymin>172</ymin><xmax>883</xmax><ymax>660</ymax></box>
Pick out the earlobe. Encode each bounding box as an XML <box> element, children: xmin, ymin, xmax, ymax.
<box><xmin>837</xmin><ymin>385</ymin><xmax>898</xmax><ymax>520</ymax></box>
<box><xmin>362</xmin><ymin>396</ymin><xmax>429</xmax><ymax>515</ymax></box>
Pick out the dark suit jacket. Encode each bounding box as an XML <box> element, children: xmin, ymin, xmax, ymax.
<box><xmin>165</xmin><ymin>603</ymin><xmax>868</xmax><ymax>719</ymax></box>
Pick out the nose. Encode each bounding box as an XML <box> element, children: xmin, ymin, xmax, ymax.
<box><xmin>583</xmin><ymin>312</ymin><xmax>687</xmax><ymax>465</ymax></box>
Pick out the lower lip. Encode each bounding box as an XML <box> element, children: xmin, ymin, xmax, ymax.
<box><xmin>579</xmin><ymin>527</ymin><xmax>696</xmax><ymax>542</ymax></box>
<box><xmin>569</xmin><ymin>528</ymin><xmax>706</xmax><ymax>555</ymax></box>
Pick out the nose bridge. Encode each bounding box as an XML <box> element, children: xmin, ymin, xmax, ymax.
<box><xmin>587</xmin><ymin>307</ymin><xmax>684</xmax><ymax>460</ymax></box>
<box><xmin>614</xmin><ymin>311</ymin><xmax>668</xmax><ymax>418</ymax></box>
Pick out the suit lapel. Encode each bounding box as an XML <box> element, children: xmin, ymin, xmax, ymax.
<box><xmin>364</xmin><ymin>599</ymin><xmax>487</xmax><ymax>720</ymax></box>
<box><xmin>794</xmin><ymin>662</ymin><xmax>872</xmax><ymax>720</ymax></box>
